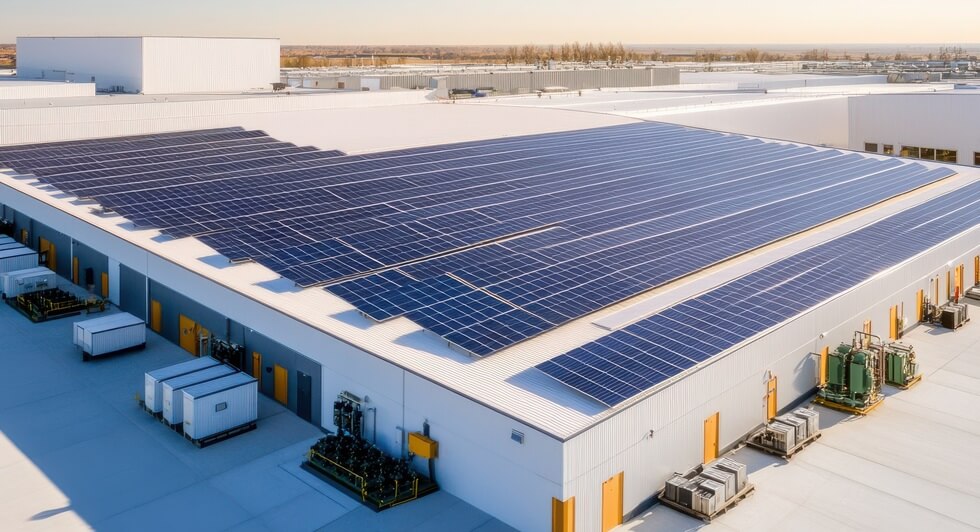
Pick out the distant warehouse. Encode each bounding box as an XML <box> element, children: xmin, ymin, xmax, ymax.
<box><xmin>16</xmin><ymin>36</ymin><xmax>280</xmax><ymax>94</ymax></box>
<box><xmin>294</xmin><ymin>67</ymin><xmax>681</xmax><ymax>97</ymax></box>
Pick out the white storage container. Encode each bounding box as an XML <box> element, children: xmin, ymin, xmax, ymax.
<box><xmin>161</xmin><ymin>364</ymin><xmax>237</xmax><ymax>425</ymax></box>
<box><xmin>73</xmin><ymin>312</ymin><xmax>146</xmax><ymax>360</ymax></box>
<box><xmin>0</xmin><ymin>247</ymin><xmax>38</xmax><ymax>274</ymax></box>
<box><xmin>0</xmin><ymin>242</ymin><xmax>23</xmax><ymax>251</ymax></box>
<box><xmin>183</xmin><ymin>372</ymin><xmax>257</xmax><ymax>442</ymax></box>
<box><xmin>2</xmin><ymin>266</ymin><xmax>56</xmax><ymax>298</ymax></box>
<box><xmin>144</xmin><ymin>357</ymin><xmax>221</xmax><ymax>413</ymax></box>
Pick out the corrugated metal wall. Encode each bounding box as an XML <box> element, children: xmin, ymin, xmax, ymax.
<box><xmin>0</xmin><ymin>82</ymin><xmax>95</xmax><ymax>100</ymax></box>
<box><xmin>141</xmin><ymin>37</ymin><xmax>281</xmax><ymax>95</ymax></box>
<box><xmin>563</xmin><ymin>226</ymin><xmax>980</xmax><ymax>530</ymax></box>
<box><xmin>303</xmin><ymin>67</ymin><xmax>680</xmax><ymax>94</ymax></box>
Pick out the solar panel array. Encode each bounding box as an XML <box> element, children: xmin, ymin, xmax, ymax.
<box><xmin>536</xmin><ymin>182</ymin><xmax>980</xmax><ymax>407</ymax></box>
<box><xmin>0</xmin><ymin>124</ymin><xmax>955</xmax><ymax>358</ymax></box>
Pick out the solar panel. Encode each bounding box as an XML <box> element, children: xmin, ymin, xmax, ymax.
<box><xmin>537</xmin><ymin>181</ymin><xmax>980</xmax><ymax>406</ymax></box>
<box><xmin>0</xmin><ymin>124</ymin><xmax>957</xmax><ymax>360</ymax></box>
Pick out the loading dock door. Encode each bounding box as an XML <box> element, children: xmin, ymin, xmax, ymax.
<box><xmin>274</xmin><ymin>364</ymin><xmax>288</xmax><ymax>405</ymax></box>
<box><xmin>39</xmin><ymin>238</ymin><xmax>56</xmax><ymax>271</ymax></box>
<box><xmin>601</xmin><ymin>472</ymin><xmax>623</xmax><ymax>532</ymax></box>
<box><xmin>704</xmin><ymin>412</ymin><xmax>719</xmax><ymax>464</ymax></box>
<box><xmin>252</xmin><ymin>352</ymin><xmax>262</xmax><ymax>386</ymax></box>
<box><xmin>766</xmin><ymin>376</ymin><xmax>778</xmax><ymax>421</ymax></box>
<box><xmin>150</xmin><ymin>300</ymin><xmax>162</xmax><ymax>333</ymax></box>
<box><xmin>179</xmin><ymin>315</ymin><xmax>198</xmax><ymax>355</ymax></box>
<box><xmin>297</xmin><ymin>371</ymin><xmax>312</xmax><ymax>422</ymax></box>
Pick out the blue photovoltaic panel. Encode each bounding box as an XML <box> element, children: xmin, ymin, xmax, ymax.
<box><xmin>0</xmin><ymin>124</ymin><xmax>957</xmax><ymax>359</ymax></box>
<box><xmin>537</xmin><ymin>181</ymin><xmax>980</xmax><ymax>406</ymax></box>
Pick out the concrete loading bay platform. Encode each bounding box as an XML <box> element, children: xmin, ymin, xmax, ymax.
<box><xmin>0</xmin><ymin>290</ymin><xmax>511</xmax><ymax>531</ymax></box>
<box><xmin>625</xmin><ymin>298</ymin><xmax>980</xmax><ymax>532</ymax></box>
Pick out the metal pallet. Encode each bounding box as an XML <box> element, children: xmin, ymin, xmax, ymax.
<box><xmin>886</xmin><ymin>373</ymin><xmax>923</xmax><ymax>390</ymax></box>
<box><xmin>813</xmin><ymin>395</ymin><xmax>884</xmax><ymax>416</ymax></box>
<box><xmin>185</xmin><ymin>421</ymin><xmax>257</xmax><ymax>448</ymax></box>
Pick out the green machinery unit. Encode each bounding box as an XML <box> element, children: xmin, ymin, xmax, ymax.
<box><xmin>884</xmin><ymin>342</ymin><xmax>921</xmax><ymax>389</ymax></box>
<box><xmin>816</xmin><ymin>333</ymin><xmax>884</xmax><ymax>413</ymax></box>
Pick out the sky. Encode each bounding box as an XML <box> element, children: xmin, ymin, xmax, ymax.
<box><xmin>3</xmin><ymin>0</ymin><xmax>980</xmax><ymax>46</ymax></box>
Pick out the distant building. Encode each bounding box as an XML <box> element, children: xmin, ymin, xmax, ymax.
<box><xmin>16</xmin><ymin>36</ymin><xmax>280</xmax><ymax>94</ymax></box>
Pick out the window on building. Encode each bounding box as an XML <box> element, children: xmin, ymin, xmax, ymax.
<box><xmin>920</xmin><ymin>147</ymin><xmax>936</xmax><ymax>161</ymax></box>
<box><xmin>883</xmin><ymin>144</ymin><xmax>894</xmax><ymax>155</ymax></box>
<box><xmin>936</xmin><ymin>149</ymin><xmax>957</xmax><ymax>163</ymax></box>
<box><xmin>901</xmin><ymin>146</ymin><xmax>920</xmax><ymax>159</ymax></box>
<box><xmin>975</xmin><ymin>152</ymin><xmax>980</xmax><ymax>166</ymax></box>
<box><xmin>864</xmin><ymin>142</ymin><xmax>878</xmax><ymax>153</ymax></box>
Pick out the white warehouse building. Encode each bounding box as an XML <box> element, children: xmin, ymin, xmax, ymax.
<box><xmin>1</xmin><ymin>58</ymin><xmax>979</xmax><ymax>532</ymax></box>
<box><xmin>15</xmin><ymin>36</ymin><xmax>280</xmax><ymax>94</ymax></box>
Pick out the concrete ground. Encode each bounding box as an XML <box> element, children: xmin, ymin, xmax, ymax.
<box><xmin>623</xmin><ymin>298</ymin><xmax>980</xmax><ymax>532</ymax></box>
<box><xmin>0</xmin><ymin>286</ymin><xmax>512</xmax><ymax>532</ymax></box>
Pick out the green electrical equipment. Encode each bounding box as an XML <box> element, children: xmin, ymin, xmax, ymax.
<box><xmin>815</xmin><ymin>332</ymin><xmax>885</xmax><ymax>415</ymax></box>
<box><xmin>884</xmin><ymin>342</ymin><xmax>921</xmax><ymax>389</ymax></box>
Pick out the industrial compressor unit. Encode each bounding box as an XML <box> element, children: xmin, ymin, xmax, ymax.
<box><xmin>883</xmin><ymin>342</ymin><xmax>921</xmax><ymax>389</ymax></box>
<box><xmin>815</xmin><ymin>332</ymin><xmax>884</xmax><ymax>415</ymax></box>
<box><xmin>303</xmin><ymin>391</ymin><xmax>438</xmax><ymax>510</ymax></box>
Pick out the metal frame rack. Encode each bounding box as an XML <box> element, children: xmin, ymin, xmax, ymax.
<box><xmin>9</xmin><ymin>287</ymin><xmax>105</xmax><ymax>322</ymax></box>
<box><xmin>303</xmin><ymin>393</ymin><xmax>438</xmax><ymax>510</ymax></box>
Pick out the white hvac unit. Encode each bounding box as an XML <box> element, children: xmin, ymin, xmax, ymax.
<box><xmin>710</xmin><ymin>458</ymin><xmax>748</xmax><ymax>493</ymax></box>
<box><xmin>73</xmin><ymin>312</ymin><xmax>146</xmax><ymax>360</ymax></box>
<box><xmin>182</xmin><ymin>372</ymin><xmax>257</xmax><ymax>442</ymax></box>
<box><xmin>791</xmin><ymin>408</ymin><xmax>820</xmax><ymax>437</ymax></box>
<box><xmin>161</xmin><ymin>364</ymin><xmax>237</xmax><ymax>426</ymax></box>
<box><xmin>1</xmin><ymin>266</ymin><xmax>55</xmax><ymax>298</ymax></box>
<box><xmin>696</xmin><ymin>479</ymin><xmax>725</xmax><ymax>512</ymax></box>
<box><xmin>0</xmin><ymin>247</ymin><xmax>39</xmax><ymax>275</ymax></box>
<box><xmin>700</xmin><ymin>468</ymin><xmax>736</xmax><ymax>500</ymax></box>
<box><xmin>676</xmin><ymin>477</ymin><xmax>705</xmax><ymax>509</ymax></box>
<box><xmin>765</xmin><ymin>421</ymin><xmax>797</xmax><ymax>453</ymax></box>
<box><xmin>144</xmin><ymin>357</ymin><xmax>222</xmax><ymax>413</ymax></box>
<box><xmin>664</xmin><ymin>473</ymin><xmax>685</xmax><ymax>502</ymax></box>
<box><xmin>775</xmin><ymin>414</ymin><xmax>807</xmax><ymax>443</ymax></box>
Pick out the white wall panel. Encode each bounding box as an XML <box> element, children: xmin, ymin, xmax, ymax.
<box><xmin>404</xmin><ymin>374</ymin><xmax>562</xmax><ymax>532</ymax></box>
<box><xmin>141</xmin><ymin>37</ymin><xmax>279</xmax><ymax>94</ymax></box>
<box><xmin>657</xmin><ymin>96</ymin><xmax>851</xmax><ymax>147</ymax></box>
<box><xmin>17</xmin><ymin>37</ymin><xmax>143</xmax><ymax>92</ymax></box>
<box><xmin>849</xmin><ymin>93</ymin><xmax>980</xmax><ymax>165</ymax></box>
<box><xmin>0</xmin><ymin>81</ymin><xmax>95</xmax><ymax>100</ymax></box>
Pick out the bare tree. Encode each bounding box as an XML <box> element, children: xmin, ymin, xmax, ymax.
<box><xmin>520</xmin><ymin>44</ymin><xmax>538</xmax><ymax>64</ymax></box>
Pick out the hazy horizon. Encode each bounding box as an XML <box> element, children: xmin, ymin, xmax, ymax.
<box><xmin>3</xmin><ymin>0</ymin><xmax>980</xmax><ymax>46</ymax></box>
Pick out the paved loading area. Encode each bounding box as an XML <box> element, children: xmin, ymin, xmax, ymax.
<box><xmin>0</xmin><ymin>290</ymin><xmax>512</xmax><ymax>532</ymax></box>
<box><xmin>624</xmin><ymin>298</ymin><xmax>980</xmax><ymax>531</ymax></box>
